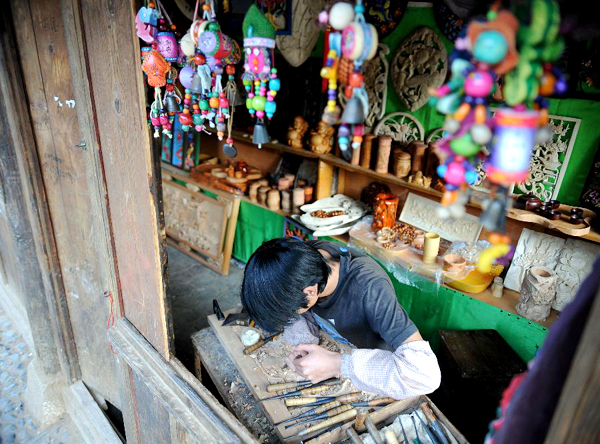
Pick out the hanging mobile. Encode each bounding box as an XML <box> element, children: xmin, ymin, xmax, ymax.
<box><xmin>241</xmin><ymin>4</ymin><xmax>280</xmax><ymax>148</ymax></box>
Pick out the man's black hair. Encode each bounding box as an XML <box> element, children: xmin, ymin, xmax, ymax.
<box><xmin>241</xmin><ymin>237</ymin><xmax>332</xmax><ymax>332</ymax></box>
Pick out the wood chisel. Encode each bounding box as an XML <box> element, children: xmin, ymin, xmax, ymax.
<box><xmin>420</xmin><ymin>402</ymin><xmax>450</xmax><ymax>444</ymax></box>
<box><xmin>261</xmin><ymin>379</ymin><xmax>341</xmax><ymax>401</ymax></box>
<box><xmin>285</xmin><ymin>404</ymin><xmax>353</xmax><ymax>429</ymax></box>
<box><xmin>243</xmin><ymin>331</ymin><xmax>280</xmax><ymax>355</ymax></box>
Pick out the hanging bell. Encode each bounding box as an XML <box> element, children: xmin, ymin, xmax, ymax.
<box><xmin>341</xmin><ymin>96</ymin><xmax>365</xmax><ymax>125</ymax></box>
<box><xmin>190</xmin><ymin>73</ymin><xmax>203</xmax><ymax>94</ymax></box>
<box><xmin>223</xmin><ymin>143</ymin><xmax>238</xmax><ymax>158</ymax></box>
<box><xmin>165</xmin><ymin>95</ymin><xmax>179</xmax><ymax>114</ymax></box>
<box><xmin>252</xmin><ymin>121</ymin><xmax>270</xmax><ymax>148</ymax></box>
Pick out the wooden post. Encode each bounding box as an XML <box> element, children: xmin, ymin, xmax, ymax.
<box><xmin>545</xmin><ymin>287</ymin><xmax>600</xmax><ymax>443</ymax></box>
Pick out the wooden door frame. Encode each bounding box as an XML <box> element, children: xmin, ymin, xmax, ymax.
<box><xmin>5</xmin><ymin>0</ymin><xmax>254</xmax><ymax>441</ymax></box>
<box><xmin>0</xmin><ymin>5</ymin><xmax>80</xmax><ymax>383</ymax></box>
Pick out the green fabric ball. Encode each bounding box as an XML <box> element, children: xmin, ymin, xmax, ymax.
<box><xmin>242</xmin><ymin>4</ymin><xmax>276</xmax><ymax>40</ymax></box>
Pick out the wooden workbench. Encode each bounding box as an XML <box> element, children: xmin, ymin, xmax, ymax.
<box><xmin>192</xmin><ymin>327</ymin><xmax>279</xmax><ymax>444</ymax></box>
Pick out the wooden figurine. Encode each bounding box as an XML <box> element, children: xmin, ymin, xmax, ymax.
<box><xmin>287</xmin><ymin>116</ymin><xmax>309</xmax><ymax>149</ymax></box>
<box><xmin>371</xmin><ymin>193</ymin><xmax>399</xmax><ymax>232</ymax></box>
<box><xmin>407</xmin><ymin>171</ymin><xmax>432</xmax><ymax>188</ymax></box>
<box><xmin>309</xmin><ymin>121</ymin><xmax>335</xmax><ymax>154</ymax></box>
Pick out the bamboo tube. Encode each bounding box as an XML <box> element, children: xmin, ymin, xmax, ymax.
<box><xmin>361</xmin><ymin>134</ymin><xmax>376</xmax><ymax>169</ymax></box>
<box><xmin>384</xmin><ymin>430</ymin><xmax>399</xmax><ymax>444</ymax></box>
<box><xmin>346</xmin><ymin>427</ymin><xmax>364</xmax><ymax>444</ymax></box>
<box><xmin>298</xmin><ymin>409</ymin><xmax>358</xmax><ymax>437</ymax></box>
<box><xmin>423</xmin><ymin>232</ymin><xmax>440</xmax><ymax>264</ymax></box>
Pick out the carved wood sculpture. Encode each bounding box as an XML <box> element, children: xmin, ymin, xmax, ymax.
<box><xmin>373</xmin><ymin>112</ymin><xmax>424</xmax><ymax>147</ymax></box>
<box><xmin>391</xmin><ymin>27</ymin><xmax>447</xmax><ymax>111</ymax></box>
<box><xmin>287</xmin><ymin>116</ymin><xmax>309</xmax><ymax>149</ymax></box>
<box><xmin>339</xmin><ymin>44</ymin><xmax>390</xmax><ymax>129</ymax></box>
<box><xmin>516</xmin><ymin>266</ymin><xmax>557</xmax><ymax>322</ymax></box>
<box><xmin>276</xmin><ymin>0</ymin><xmax>323</xmax><ymax>67</ymax></box>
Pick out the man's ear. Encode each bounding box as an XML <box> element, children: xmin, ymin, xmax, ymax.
<box><xmin>302</xmin><ymin>284</ymin><xmax>318</xmax><ymax>297</ymax></box>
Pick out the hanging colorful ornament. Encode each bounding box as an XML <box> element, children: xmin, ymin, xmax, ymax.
<box><xmin>136</xmin><ymin>2</ymin><xmax>159</xmax><ymax>43</ymax></box>
<box><xmin>428</xmin><ymin>8</ymin><xmax>519</xmax><ymax>219</ymax></box>
<box><xmin>241</xmin><ymin>4</ymin><xmax>279</xmax><ymax>148</ymax></box>
<box><xmin>320</xmin><ymin>1</ymin><xmax>378</xmax><ymax>161</ymax></box>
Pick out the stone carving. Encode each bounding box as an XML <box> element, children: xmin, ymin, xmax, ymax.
<box><xmin>513</xmin><ymin>115</ymin><xmax>581</xmax><ymax>202</ymax></box>
<box><xmin>276</xmin><ymin>0</ymin><xmax>324</xmax><ymax>67</ymax></box>
<box><xmin>504</xmin><ymin>228</ymin><xmax>565</xmax><ymax>292</ymax></box>
<box><xmin>399</xmin><ymin>193</ymin><xmax>482</xmax><ymax>243</ymax></box>
<box><xmin>391</xmin><ymin>27</ymin><xmax>447</xmax><ymax>111</ymax></box>
<box><xmin>425</xmin><ymin>128</ymin><xmax>444</xmax><ymax>144</ymax></box>
<box><xmin>339</xmin><ymin>44</ymin><xmax>390</xmax><ymax>129</ymax></box>
<box><xmin>373</xmin><ymin>112</ymin><xmax>424</xmax><ymax>147</ymax></box>
<box><xmin>516</xmin><ymin>266</ymin><xmax>557</xmax><ymax>322</ymax></box>
<box><xmin>553</xmin><ymin>238</ymin><xmax>600</xmax><ymax>311</ymax></box>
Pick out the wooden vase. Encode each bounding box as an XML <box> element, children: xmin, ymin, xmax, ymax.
<box><xmin>292</xmin><ymin>188</ymin><xmax>305</xmax><ymax>214</ymax></box>
<box><xmin>516</xmin><ymin>266</ymin><xmax>556</xmax><ymax>322</ymax></box>
<box><xmin>281</xmin><ymin>190</ymin><xmax>292</xmax><ymax>212</ymax></box>
<box><xmin>278</xmin><ymin>177</ymin><xmax>291</xmax><ymax>190</ymax></box>
<box><xmin>249</xmin><ymin>182</ymin><xmax>262</xmax><ymax>203</ymax></box>
<box><xmin>371</xmin><ymin>193</ymin><xmax>399</xmax><ymax>232</ymax></box>
<box><xmin>304</xmin><ymin>186</ymin><xmax>313</xmax><ymax>204</ymax></box>
<box><xmin>267</xmin><ymin>189</ymin><xmax>281</xmax><ymax>211</ymax></box>
<box><xmin>375</xmin><ymin>136</ymin><xmax>392</xmax><ymax>174</ymax></box>
<box><xmin>392</xmin><ymin>149</ymin><xmax>411</xmax><ymax>178</ymax></box>
<box><xmin>257</xmin><ymin>186</ymin><xmax>270</xmax><ymax>206</ymax></box>
<box><xmin>361</xmin><ymin>134</ymin><xmax>376</xmax><ymax>169</ymax></box>
<box><xmin>409</xmin><ymin>141</ymin><xmax>428</xmax><ymax>174</ymax></box>
<box><xmin>422</xmin><ymin>232</ymin><xmax>440</xmax><ymax>264</ymax></box>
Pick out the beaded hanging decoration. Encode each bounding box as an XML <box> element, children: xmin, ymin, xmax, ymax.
<box><xmin>319</xmin><ymin>1</ymin><xmax>378</xmax><ymax>161</ymax></box>
<box><xmin>427</xmin><ymin>0</ymin><xmax>566</xmax><ymax>272</ymax></box>
<box><xmin>241</xmin><ymin>4</ymin><xmax>280</xmax><ymax>148</ymax></box>
<box><xmin>138</xmin><ymin>0</ymin><xmax>183</xmax><ymax>139</ymax></box>
<box><xmin>178</xmin><ymin>0</ymin><xmax>241</xmax><ymax>137</ymax></box>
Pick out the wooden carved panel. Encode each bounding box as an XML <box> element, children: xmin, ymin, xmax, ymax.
<box><xmin>391</xmin><ymin>27</ymin><xmax>447</xmax><ymax>112</ymax></box>
<box><xmin>373</xmin><ymin>112</ymin><xmax>424</xmax><ymax>147</ymax></box>
<box><xmin>399</xmin><ymin>193</ymin><xmax>482</xmax><ymax>243</ymax></box>
<box><xmin>162</xmin><ymin>180</ymin><xmax>227</xmax><ymax>260</ymax></box>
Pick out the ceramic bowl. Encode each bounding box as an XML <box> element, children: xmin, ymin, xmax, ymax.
<box><xmin>443</xmin><ymin>253</ymin><xmax>467</xmax><ymax>273</ymax></box>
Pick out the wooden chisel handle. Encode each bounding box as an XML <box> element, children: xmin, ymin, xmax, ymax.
<box><xmin>420</xmin><ymin>402</ymin><xmax>437</xmax><ymax>422</ymax></box>
<box><xmin>365</xmin><ymin>416</ymin><xmax>383</xmax><ymax>444</ymax></box>
<box><xmin>354</xmin><ymin>408</ymin><xmax>368</xmax><ymax>430</ymax></box>
<box><xmin>346</xmin><ymin>427</ymin><xmax>364</xmax><ymax>444</ymax></box>
<box><xmin>285</xmin><ymin>397</ymin><xmax>324</xmax><ymax>407</ymax></box>
<box><xmin>300</xmin><ymin>385</ymin><xmax>334</xmax><ymax>396</ymax></box>
<box><xmin>243</xmin><ymin>332</ymin><xmax>279</xmax><ymax>355</ymax></box>
<box><xmin>313</xmin><ymin>400</ymin><xmax>341</xmax><ymax>414</ymax></box>
<box><xmin>338</xmin><ymin>392</ymin><xmax>362</xmax><ymax>403</ymax></box>
<box><xmin>267</xmin><ymin>381</ymin><xmax>306</xmax><ymax>393</ymax></box>
<box><xmin>299</xmin><ymin>409</ymin><xmax>358</xmax><ymax>436</ymax></box>
<box><xmin>326</xmin><ymin>404</ymin><xmax>353</xmax><ymax>417</ymax></box>
<box><xmin>384</xmin><ymin>430</ymin><xmax>399</xmax><ymax>444</ymax></box>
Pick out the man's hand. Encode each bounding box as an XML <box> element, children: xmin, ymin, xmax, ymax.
<box><xmin>286</xmin><ymin>344</ymin><xmax>342</xmax><ymax>383</ymax></box>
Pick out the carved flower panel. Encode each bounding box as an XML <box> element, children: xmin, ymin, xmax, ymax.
<box><xmin>373</xmin><ymin>112</ymin><xmax>425</xmax><ymax>147</ymax></box>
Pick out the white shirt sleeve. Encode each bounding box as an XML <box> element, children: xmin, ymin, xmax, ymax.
<box><xmin>340</xmin><ymin>340</ymin><xmax>441</xmax><ymax>399</ymax></box>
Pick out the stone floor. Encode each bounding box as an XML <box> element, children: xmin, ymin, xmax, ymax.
<box><xmin>167</xmin><ymin>245</ymin><xmax>245</xmax><ymax>370</ymax></box>
<box><xmin>0</xmin><ymin>308</ymin><xmax>82</xmax><ymax>444</ymax></box>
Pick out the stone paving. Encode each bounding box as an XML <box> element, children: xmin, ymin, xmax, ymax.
<box><xmin>0</xmin><ymin>307</ymin><xmax>82</xmax><ymax>444</ymax></box>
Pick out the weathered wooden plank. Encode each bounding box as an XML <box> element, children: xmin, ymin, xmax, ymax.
<box><xmin>10</xmin><ymin>0</ymin><xmax>122</xmax><ymax>406</ymax></box>
<box><xmin>192</xmin><ymin>328</ymin><xmax>272</xmax><ymax>443</ymax></box>
<box><xmin>63</xmin><ymin>380</ymin><xmax>122</xmax><ymax>444</ymax></box>
<box><xmin>545</xmin><ymin>287</ymin><xmax>600</xmax><ymax>443</ymax></box>
<box><xmin>78</xmin><ymin>0</ymin><xmax>171</xmax><ymax>357</ymax></box>
<box><xmin>108</xmin><ymin>318</ymin><xmax>245</xmax><ymax>443</ymax></box>
<box><xmin>0</xmin><ymin>5</ymin><xmax>78</xmax><ymax>381</ymax></box>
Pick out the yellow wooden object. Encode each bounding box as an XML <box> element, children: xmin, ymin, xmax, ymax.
<box><xmin>447</xmin><ymin>265</ymin><xmax>503</xmax><ymax>294</ymax></box>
